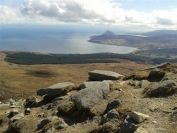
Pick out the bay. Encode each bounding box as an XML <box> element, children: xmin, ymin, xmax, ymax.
<box><xmin>0</xmin><ymin>26</ymin><xmax>136</xmax><ymax>54</ymax></box>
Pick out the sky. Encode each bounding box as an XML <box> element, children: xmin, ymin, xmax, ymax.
<box><xmin>0</xmin><ymin>0</ymin><xmax>177</xmax><ymax>30</ymax></box>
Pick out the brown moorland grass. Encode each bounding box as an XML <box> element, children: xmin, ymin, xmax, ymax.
<box><xmin>0</xmin><ymin>52</ymin><xmax>151</xmax><ymax>100</ymax></box>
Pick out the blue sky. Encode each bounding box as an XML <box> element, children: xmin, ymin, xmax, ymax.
<box><xmin>0</xmin><ymin>0</ymin><xmax>177</xmax><ymax>30</ymax></box>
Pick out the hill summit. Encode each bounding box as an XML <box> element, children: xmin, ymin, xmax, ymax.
<box><xmin>102</xmin><ymin>30</ymin><xmax>116</xmax><ymax>36</ymax></box>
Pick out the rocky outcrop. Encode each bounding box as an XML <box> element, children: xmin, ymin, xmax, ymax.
<box><xmin>88</xmin><ymin>70</ymin><xmax>123</xmax><ymax>81</ymax></box>
<box><xmin>2</xmin><ymin>65</ymin><xmax>177</xmax><ymax>133</ymax></box>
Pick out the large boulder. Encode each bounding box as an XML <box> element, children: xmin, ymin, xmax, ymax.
<box><xmin>46</xmin><ymin>82</ymin><xmax>75</xmax><ymax>98</ymax></box>
<box><xmin>88</xmin><ymin>70</ymin><xmax>123</xmax><ymax>81</ymax></box>
<box><xmin>74</xmin><ymin>81</ymin><xmax>110</xmax><ymax>110</ymax></box>
<box><xmin>144</xmin><ymin>80</ymin><xmax>177</xmax><ymax>97</ymax></box>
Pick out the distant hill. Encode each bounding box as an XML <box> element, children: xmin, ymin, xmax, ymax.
<box><xmin>102</xmin><ymin>30</ymin><xmax>116</xmax><ymax>36</ymax></box>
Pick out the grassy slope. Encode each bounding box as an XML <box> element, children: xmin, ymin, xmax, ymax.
<box><xmin>0</xmin><ymin>52</ymin><xmax>150</xmax><ymax>100</ymax></box>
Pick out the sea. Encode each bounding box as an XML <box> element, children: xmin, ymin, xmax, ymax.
<box><xmin>0</xmin><ymin>25</ymin><xmax>136</xmax><ymax>54</ymax></box>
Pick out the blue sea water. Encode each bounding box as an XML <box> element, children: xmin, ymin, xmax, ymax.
<box><xmin>0</xmin><ymin>25</ymin><xmax>136</xmax><ymax>54</ymax></box>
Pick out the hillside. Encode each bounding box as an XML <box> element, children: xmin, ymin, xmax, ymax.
<box><xmin>1</xmin><ymin>53</ymin><xmax>177</xmax><ymax>133</ymax></box>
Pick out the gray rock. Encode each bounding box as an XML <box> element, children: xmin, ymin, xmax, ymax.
<box><xmin>134</xmin><ymin>127</ymin><xmax>149</xmax><ymax>133</ymax></box>
<box><xmin>120</xmin><ymin>115</ymin><xmax>137</xmax><ymax>133</ymax></box>
<box><xmin>10</xmin><ymin>113</ymin><xmax>24</xmax><ymax>122</ymax></box>
<box><xmin>106</xmin><ymin>109</ymin><xmax>119</xmax><ymax>119</ymax></box>
<box><xmin>146</xmin><ymin>80</ymin><xmax>177</xmax><ymax>96</ymax></box>
<box><xmin>37</xmin><ymin>88</ymin><xmax>47</xmax><ymax>96</ymax></box>
<box><xmin>129</xmin><ymin>111</ymin><xmax>149</xmax><ymax>123</ymax></box>
<box><xmin>79</xmin><ymin>81</ymin><xmax>109</xmax><ymax>93</ymax></box>
<box><xmin>106</xmin><ymin>99</ymin><xmax>121</xmax><ymax>112</ymax></box>
<box><xmin>38</xmin><ymin>116</ymin><xmax>58</xmax><ymax>129</ymax></box>
<box><xmin>74</xmin><ymin>82</ymin><xmax>110</xmax><ymax>110</ymax></box>
<box><xmin>46</xmin><ymin>82</ymin><xmax>75</xmax><ymax>98</ymax></box>
<box><xmin>26</xmin><ymin>95</ymin><xmax>38</xmax><ymax>104</ymax></box>
<box><xmin>101</xmin><ymin>109</ymin><xmax>119</xmax><ymax>124</ymax></box>
<box><xmin>88</xmin><ymin>70</ymin><xmax>123</xmax><ymax>81</ymax></box>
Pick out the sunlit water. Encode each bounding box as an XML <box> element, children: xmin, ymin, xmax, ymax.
<box><xmin>0</xmin><ymin>26</ymin><xmax>136</xmax><ymax>54</ymax></box>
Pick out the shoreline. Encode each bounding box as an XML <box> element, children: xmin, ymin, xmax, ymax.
<box><xmin>88</xmin><ymin>40</ymin><xmax>138</xmax><ymax>54</ymax></box>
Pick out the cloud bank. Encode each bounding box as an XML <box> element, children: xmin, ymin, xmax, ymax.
<box><xmin>1</xmin><ymin>0</ymin><xmax>177</xmax><ymax>29</ymax></box>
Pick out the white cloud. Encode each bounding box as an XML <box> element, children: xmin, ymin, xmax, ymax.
<box><xmin>0</xmin><ymin>0</ymin><xmax>177</xmax><ymax>29</ymax></box>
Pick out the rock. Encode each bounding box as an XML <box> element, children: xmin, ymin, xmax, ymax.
<box><xmin>74</xmin><ymin>82</ymin><xmax>110</xmax><ymax>110</ymax></box>
<box><xmin>106</xmin><ymin>109</ymin><xmax>119</xmax><ymax>119</ymax></box>
<box><xmin>79</xmin><ymin>81</ymin><xmax>109</xmax><ymax>93</ymax></box>
<box><xmin>10</xmin><ymin>113</ymin><xmax>24</xmax><ymax>122</ymax></box>
<box><xmin>134</xmin><ymin>127</ymin><xmax>149</xmax><ymax>133</ymax></box>
<box><xmin>101</xmin><ymin>109</ymin><xmax>119</xmax><ymax>124</ymax></box>
<box><xmin>38</xmin><ymin>116</ymin><xmax>59</xmax><ymax>129</ymax></box>
<box><xmin>148</xmin><ymin>68</ymin><xmax>165</xmax><ymax>82</ymax></box>
<box><xmin>120</xmin><ymin>115</ymin><xmax>137</xmax><ymax>133</ymax></box>
<box><xmin>88</xmin><ymin>70</ymin><xmax>123</xmax><ymax>81</ymax></box>
<box><xmin>152</xmin><ymin>121</ymin><xmax>157</xmax><ymax>124</ymax></box>
<box><xmin>144</xmin><ymin>80</ymin><xmax>177</xmax><ymax>97</ymax></box>
<box><xmin>0</xmin><ymin>101</ymin><xmax>2</xmax><ymax>104</ymax></box>
<box><xmin>58</xmin><ymin>100</ymin><xmax>76</xmax><ymax>114</ymax></box>
<box><xmin>26</xmin><ymin>95</ymin><xmax>38</xmax><ymax>105</ymax></box>
<box><xmin>129</xmin><ymin>111</ymin><xmax>149</xmax><ymax>123</ymax></box>
<box><xmin>106</xmin><ymin>99</ymin><xmax>121</xmax><ymax>112</ymax></box>
<box><xmin>24</xmin><ymin>108</ymin><xmax>31</xmax><ymax>115</ymax></box>
<box><xmin>46</xmin><ymin>82</ymin><xmax>75</xmax><ymax>98</ymax></box>
<box><xmin>137</xmin><ymin>80</ymin><xmax>150</xmax><ymax>88</ymax></box>
<box><xmin>37</xmin><ymin>88</ymin><xmax>47</xmax><ymax>96</ymax></box>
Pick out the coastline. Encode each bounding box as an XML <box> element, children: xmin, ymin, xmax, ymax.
<box><xmin>88</xmin><ymin>40</ymin><xmax>138</xmax><ymax>54</ymax></box>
